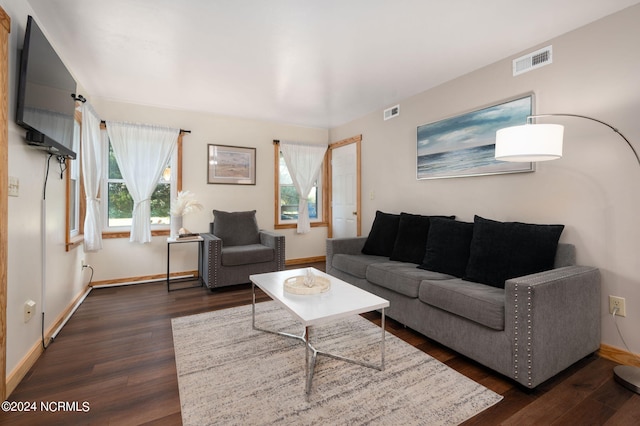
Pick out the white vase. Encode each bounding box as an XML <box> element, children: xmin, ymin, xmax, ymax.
<box><xmin>170</xmin><ymin>215</ymin><xmax>183</xmax><ymax>237</ymax></box>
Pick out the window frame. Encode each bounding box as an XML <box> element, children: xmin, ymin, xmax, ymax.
<box><xmin>273</xmin><ymin>141</ymin><xmax>329</xmax><ymax>230</ymax></box>
<box><xmin>65</xmin><ymin>108</ymin><xmax>84</xmax><ymax>251</ymax></box>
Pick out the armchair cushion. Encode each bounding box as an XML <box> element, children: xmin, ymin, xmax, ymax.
<box><xmin>212</xmin><ymin>209</ymin><xmax>260</xmax><ymax>246</ymax></box>
<box><xmin>222</xmin><ymin>244</ymin><xmax>275</xmax><ymax>266</ymax></box>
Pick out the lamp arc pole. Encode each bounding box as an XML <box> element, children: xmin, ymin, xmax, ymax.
<box><xmin>526</xmin><ymin>113</ymin><xmax>640</xmax><ymax>166</ymax></box>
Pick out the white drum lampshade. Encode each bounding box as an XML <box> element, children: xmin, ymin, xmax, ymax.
<box><xmin>495</xmin><ymin>123</ymin><xmax>564</xmax><ymax>162</ymax></box>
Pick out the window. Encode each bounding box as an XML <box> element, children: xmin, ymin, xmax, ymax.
<box><xmin>65</xmin><ymin>111</ymin><xmax>84</xmax><ymax>251</ymax></box>
<box><xmin>103</xmin><ymin>141</ymin><xmax>175</xmax><ymax>230</ymax></box>
<box><xmin>68</xmin><ymin>120</ymin><xmax>80</xmax><ymax>236</ymax></box>
<box><xmin>278</xmin><ymin>152</ymin><xmax>320</xmax><ymax>222</ymax></box>
<box><xmin>66</xmin><ymin>114</ymin><xmax>184</xmax><ymax>241</ymax></box>
<box><xmin>274</xmin><ymin>143</ymin><xmax>327</xmax><ymax>228</ymax></box>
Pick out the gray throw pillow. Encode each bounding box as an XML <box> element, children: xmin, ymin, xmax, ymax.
<box><xmin>212</xmin><ymin>210</ymin><xmax>260</xmax><ymax>246</ymax></box>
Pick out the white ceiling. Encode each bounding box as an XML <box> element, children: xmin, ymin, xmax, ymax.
<box><xmin>25</xmin><ymin>0</ymin><xmax>640</xmax><ymax>128</ymax></box>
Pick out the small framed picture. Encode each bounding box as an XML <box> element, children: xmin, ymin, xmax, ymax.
<box><xmin>207</xmin><ymin>144</ymin><xmax>256</xmax><ymax>185</ymax></box>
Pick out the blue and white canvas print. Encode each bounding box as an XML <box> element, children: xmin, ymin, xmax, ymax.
<box><xmin>417</xmin><ymin>95</ymin><xmax>534</xmax><ymax>179</ymax></box>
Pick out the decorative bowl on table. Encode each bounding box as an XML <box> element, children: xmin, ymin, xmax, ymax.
<box><xmin>283</xmin><ymin>270</ymin><xmax>331</xmax><ymax>295</ymax></box>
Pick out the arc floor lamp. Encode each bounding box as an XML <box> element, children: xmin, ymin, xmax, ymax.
<box><xmin>494</xmin><ymin>113</ymin><xmax>640</xmax><ymax>394</ymax></box>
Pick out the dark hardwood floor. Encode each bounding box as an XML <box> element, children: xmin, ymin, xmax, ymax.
<box><xmin>3</xmin><ymin>263</ymin><xmax>639</xmax><ymax>425</ymax></box>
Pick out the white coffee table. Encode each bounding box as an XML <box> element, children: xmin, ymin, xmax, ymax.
<box><xmin>249</xmin><ymin>268</ymin><xmax>390</xmax><ymax>398</ymax></box>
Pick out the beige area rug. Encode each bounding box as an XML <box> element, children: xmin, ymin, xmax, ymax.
<box><xmin>171</xmin><ymin>302</ymin><xmax>503</xmax><ymax>425</ymax></box>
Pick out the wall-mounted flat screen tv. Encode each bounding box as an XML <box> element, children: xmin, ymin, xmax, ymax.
<box><xmin>16</xmin><ymin>15</ymin><xmax>78</xmax><ymax>159</ymax></box>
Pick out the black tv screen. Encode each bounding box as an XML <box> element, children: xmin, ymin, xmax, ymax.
<box><xmin>16</xmin><ymin>15</ymin><xmax>78</xmax><ymax>159</ymax></box>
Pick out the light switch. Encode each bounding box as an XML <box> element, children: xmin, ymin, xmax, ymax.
<box><xmin>8</xmin><ymin>176</ymin><xmax>19</xmax><ymax>197</ymax></box>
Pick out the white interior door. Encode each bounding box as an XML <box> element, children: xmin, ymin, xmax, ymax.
<box><xmin>331</xmin><ymin>142</ymin><xmax>358</xmax><ymax>238</ymax></box>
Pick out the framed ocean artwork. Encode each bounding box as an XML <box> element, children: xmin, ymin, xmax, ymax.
<box><xmin>416</xmin><ymin>95</ymin><xmax>534</xmax><ymax>179</ymax></box>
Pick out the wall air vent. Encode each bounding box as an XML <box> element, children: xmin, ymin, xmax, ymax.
<box><xmin>513</xmin><ymin>45</ymin><xmax>553</xmax><ymax>76</ymax></box>
<box><xmin>383</xmin><ymin>104</ymin><xmax>400</xmax><ymax>120</ymax></box>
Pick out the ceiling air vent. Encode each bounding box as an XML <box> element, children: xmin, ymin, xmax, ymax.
<box><xmin>383</xmin><ymin>104</ymin><xmax>400</xmax><ymax>120</ymax></box>
<box><xmin>513</xmin><ymin>45</ymin><xmax>552</xmax><ymax>76</ymax></box>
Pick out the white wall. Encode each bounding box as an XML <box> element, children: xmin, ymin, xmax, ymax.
<box><xmin>3</xmin><ymin>0</ymin><xmax>88</xmax><ymax>377</ymax></box>
<box><xmin>85</xmin><ymin>99</ymin><xmax>329</xmax><ymax>282</ymax></box>
<box><xmin>330</xmin><ymin>5</ymin><xmax>640</xmax><ymax>354</ymax></box>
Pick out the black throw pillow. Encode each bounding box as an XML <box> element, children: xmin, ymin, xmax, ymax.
<box><xmin>463</xmin><ymin>215</ymin><xmax>564</xmax><ymax>288</ymax></box>
<box><xmin>361</xmin><ymin>211</ymin><xmax>400</xmax><ymax>257</ymax></box>
<box><xmin>419</xmin><ymin>217</ymin><xmax>474</xmax><ymax>277</ymax></box>
<box><xmin>390</xmin><ymin>213</ymin><xmax>454</xmax><ymax>264</ymax></box>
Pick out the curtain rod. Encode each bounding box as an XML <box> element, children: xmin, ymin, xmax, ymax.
<box><xmin>73</xmin><ymin>94</ymin><xmax>190</xmax><ymax>134</ymax></box>
<box><xmin>100</xmin><ymin>120</ymin><xmax>191</xmax><ymax>134</ymax></box>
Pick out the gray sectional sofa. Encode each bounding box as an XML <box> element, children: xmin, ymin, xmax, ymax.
<box><xmin>326</xmin><ymin>211</ymin><xmax>601</xmax><ymax>389</ymax></box>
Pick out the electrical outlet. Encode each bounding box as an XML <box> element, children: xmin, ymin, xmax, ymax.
<box><xmin>609</xmin><ymin>295</ymin><xmax>626</xmax><ymax>317</ymax></box>
<box><xmin>24</xmin><ymin>300</ymin><xmax>36</xmax><ymax>322</ymax></box>
<box><xmin>81</xmin><ymin>259</ymin><xmax>86</xmax><ymax>270</ymax></box>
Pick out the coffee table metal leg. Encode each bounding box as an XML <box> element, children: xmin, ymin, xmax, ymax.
<box><xmin>381</xmin><ymin>307</ymin><xmax>386</xmax><ymax>371</ymax></box>
<box><xmin>305</xmin><ymin>326</ymin><xmax>318</xmax><ymax>398</ymax></box>
<box><xmin>380</xmin><ymin>308</ymin><xmax>385</xmax><ymax>371</ymax></box>
<box><xmin>252</xmin><ymin>282</ymin><xmax>256</xmax><ymax>329</ymax></box>
<box><xmin>305</xmin><ymin>327</ymin><xmax>311</xmax><ymax>377</ymax></box>
<box><xmin>250</xmin><ymin>287</ymin><xmax>386</xmax><ymax>398</ymax></box>
<box><xmin>252</xmin><ymin>284</ymin><xmax>305</xmax><ymax>340</ymax></box>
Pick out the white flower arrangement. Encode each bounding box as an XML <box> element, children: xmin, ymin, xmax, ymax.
<box><xmin>170</xmin><ymin>190</ymin><xmax>203</xmax><ymax>217</ymax></box>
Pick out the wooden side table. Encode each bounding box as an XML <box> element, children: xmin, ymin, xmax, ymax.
<box><xmin>166</xmin><ymin>236</ymin><xmax>204</xmax><ymax>292</ymax></box>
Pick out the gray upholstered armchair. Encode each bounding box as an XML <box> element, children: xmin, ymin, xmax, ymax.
<box><xmin>201</xmin><ymin>210</ymin><xmax>285</xmax><ymax>289</ymax></box>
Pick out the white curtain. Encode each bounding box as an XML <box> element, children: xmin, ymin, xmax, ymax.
<box><xmin>80</xmin><ymin>103</ymin><xmax>104</xmax><ymax>251</ymax></box>
<box><xmin>106</xmin><ymin>122</ymin><xmax>179</xmax><ymax>243</ymax></box>
<box><xmin>279</xmin><ymin>141</ymin><xmax>328</xmax><ymax>234</ymax></box>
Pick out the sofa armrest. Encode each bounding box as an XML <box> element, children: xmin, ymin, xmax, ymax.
<box><xmin>259</xmin><ymin>230</ymin><xmax>285</xmax><ymax>271</ymax></box>
<box><xmin>201</xmin><ymin>232</ymin><xmax>222</xmax><ymax>261</ymax></box>
<box><xmin>504</xmin><ymin>265</ymin><xmax>601</xmax><ymax>388</ymax></box>
<box><xmin>326</xmin><ymin>236</ymin><xmax>368</xmax><ymax>272</ymax></box>
<box><xmin>200</xmin><ymin>233</ymin><xmax>223</xmax><ymax>288</ymax></box>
